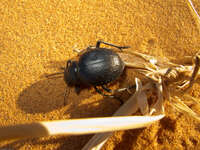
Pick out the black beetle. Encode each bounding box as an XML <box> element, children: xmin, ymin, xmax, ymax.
<box><xmin>47</xmin><ymin>40</ymin><xmax>131</xmax><ymax>104</ymax></box>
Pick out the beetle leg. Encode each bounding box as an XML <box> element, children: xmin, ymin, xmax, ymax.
<box><xmin>45</xmin><ymin>72</ymin><xmax>64</xmax><ymax>78</ymax></box>
<box><xmin>94</xmin><ymin>86</ymin><xmax>113</xmax><ymax>97</ymax></box>
<box><xmin>102</xmin><ymin>85</ymin><xmax>136</xmax><ymax>94</ymax></box>
<box><xmin>96</xmin><ymin>40</ymin><xmax>130</xmax><ymax>50</ymax></box>
<box><xmin>64</xmin><ymin>89</ymin><xmax>70</xmax><ymax>106</ymax></box>
<box><xmin>94</xmin><ymin>86</ymin><xmax>123</xmax><ymax>104</ymax></box>
<box><xmin>75</xmin><ymin>85</ymin><xmax>81</xmax><ymax>94</ymax></box>
<box><xmin>101</xmin><ymin>85</ymin><xmax>112</xmax><ymax>93</ymax></box>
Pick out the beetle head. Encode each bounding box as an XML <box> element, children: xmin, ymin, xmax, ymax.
<box><xmin>64</xmin><ymin>60</ymin><xmax>79</xmax><ymax>86</ymax></box>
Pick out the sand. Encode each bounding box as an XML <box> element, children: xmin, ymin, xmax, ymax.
<box><xmin>0</xmin><ymin>0</ymin><xmax>200</xmax><ymax>149</ymax></box>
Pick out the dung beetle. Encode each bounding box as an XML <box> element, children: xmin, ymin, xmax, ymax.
<box><xmin>65</xmin><ymin>40</ymin><xmax>131</xmax><ymax>103</ymax></box>
<box><xmin>47</xmin><ymin>40</ymin><xmax>131</xmax><ymax>104</ymax></box>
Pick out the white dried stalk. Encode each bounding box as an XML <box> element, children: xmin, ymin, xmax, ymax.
<box><xmin>0</xmin><ymin>115</ymin><xmax>164</xmax><ymax>142</ymax></box>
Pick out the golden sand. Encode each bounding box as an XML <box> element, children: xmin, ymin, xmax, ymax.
<box><xmin>0</xmin><ymin>0</ymin><xmax>200</xmax><ymax>149</ymax></box>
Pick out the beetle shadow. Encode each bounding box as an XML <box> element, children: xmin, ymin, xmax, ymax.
<box><xmin>16</xmin><ymin>60</ymin><xmax>93</xmax><ymax>114</ymax></box>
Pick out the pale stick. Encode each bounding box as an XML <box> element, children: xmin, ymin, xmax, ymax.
<box><xmin>0</xmin><ymin>115</ymin><xmax>164</xmax><ymax>142</ymax></box>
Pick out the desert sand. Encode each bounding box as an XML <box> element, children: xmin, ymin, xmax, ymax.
<box><xmin>0</xmin><ymin>0</ymin><xmax>200</xmax><ymax>149</ymax></box>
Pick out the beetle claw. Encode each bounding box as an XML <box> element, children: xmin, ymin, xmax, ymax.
<box><xmin>118</xmin><ymin>46</ymin><xmax>131</xmax><ymax>50</ymax></box>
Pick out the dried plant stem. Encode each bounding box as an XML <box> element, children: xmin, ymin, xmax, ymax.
<box><xmin>0</xmin><ymin>115</ymin><xmax>164</xmax><ymax>142</ymax></box>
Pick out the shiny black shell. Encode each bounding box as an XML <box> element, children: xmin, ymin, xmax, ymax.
<box><xmin>78</xmin><ymin>48</ymin><xmax>124</xmax><ymax>86</ymax></box>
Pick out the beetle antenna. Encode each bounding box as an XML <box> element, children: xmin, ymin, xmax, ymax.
<box><xmin>45</xmin><ymin>72</ymin><xmax>64</xmax><ymax>78</ymax></box>
<box><xmin>64</xmin><ymin>88</ymin><xmax>70</xmax><ymax>105</ymax></box>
